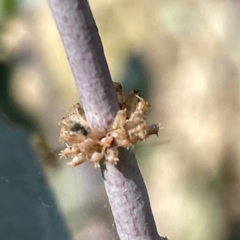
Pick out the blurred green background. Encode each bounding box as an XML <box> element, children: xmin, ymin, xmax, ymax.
<box><xmin>1</xmin><ymin>0</ymin><xmax>240</xmax><ymax>240</ymax></box>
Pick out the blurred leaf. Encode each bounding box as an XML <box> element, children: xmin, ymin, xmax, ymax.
<box><xmin>0</xmin><ymin>117</ymin><xmax>70</xmax><ymax>240</ymax></box>
<box><xmin>0</xmin><ymin>0</ymin><xmax>18</xmax><ymax>25</ymax></box>
<box><xmin>120</xmin><ymin>54</ymin><xmax>151</xmax><ymax>99</ymax></box>
<box><xmin>0</xmin><ymin>61</ymin><xmax>37</xmax><ymax>132</ymax></box>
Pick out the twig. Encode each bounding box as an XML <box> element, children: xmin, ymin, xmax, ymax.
<box><xmin>49</xmin><ymin>0</ymin><xmax>163</xmax><ymax>239</ymax></box>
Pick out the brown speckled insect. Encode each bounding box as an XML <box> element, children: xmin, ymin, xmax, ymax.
<box><xmin>59</xmin><ymin>82</ymin><xmax>159</xmax><ymax>167</ymax></box>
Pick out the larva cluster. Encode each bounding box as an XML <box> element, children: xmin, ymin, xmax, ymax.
<box><xmin>59</xmin><ymin>82</ymin><xmax>159</xmax><ymax>167</ymax></box>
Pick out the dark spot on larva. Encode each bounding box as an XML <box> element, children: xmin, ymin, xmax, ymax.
<box><xmin>71</xmin><ymin>123</ymin><xmax>88</xmax><ymax>136</ymax></box>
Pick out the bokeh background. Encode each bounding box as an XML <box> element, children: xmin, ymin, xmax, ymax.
<box><xmin>1</xmin><ymin>0</ymin><xmax>240</xmax><ymax>240</ymax></box>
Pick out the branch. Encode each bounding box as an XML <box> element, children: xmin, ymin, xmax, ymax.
<box><xmin>49</xmin><ymin>0</ymin><xmax>163</xmax><ymax>239</ymax></box>
<box><xmin>49</xmin><ymin>0</ymin><xmax>119</xmax><ymax>129</ymax></box>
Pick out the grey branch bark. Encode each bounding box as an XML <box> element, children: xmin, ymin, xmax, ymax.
<box><xmin>49</xmin><ymin>0</ymin><xmax>163</xmax><ymax>239</ymax></box>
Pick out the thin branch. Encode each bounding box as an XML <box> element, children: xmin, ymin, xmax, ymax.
<box><xmin>49</xmin><ymin>0</ymin><xmax>163</xmax><ymax>239</ymax></box>
<box><xmin>49</xmin><ymin>0</ymin><xmax>119</xmax><ymax>129</ymax></box>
